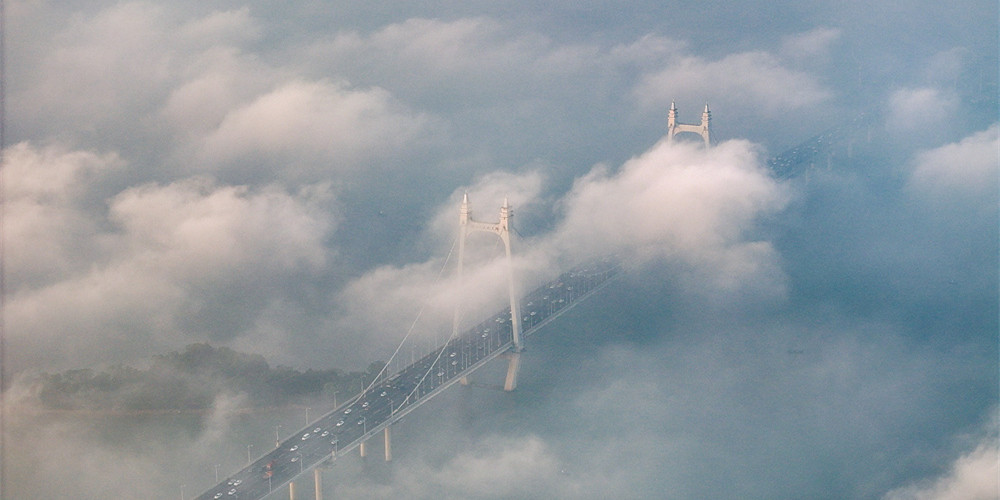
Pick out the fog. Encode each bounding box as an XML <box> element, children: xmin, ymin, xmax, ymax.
<box><xmin>3</xmin><ymin>0</ymin><xmax>997</xmax><ymax>498</ymax></box>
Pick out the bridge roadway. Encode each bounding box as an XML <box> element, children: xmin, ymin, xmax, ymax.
<box><xmin>194</xmin><ymin>257</ymin><xmax>620</xmax><ymax>500</ymax></box>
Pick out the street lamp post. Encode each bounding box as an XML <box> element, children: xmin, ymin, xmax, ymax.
<box><xmin>247</xmin><ymin>444</ymin><xmax>253</xmax><ymax>465</ymax></box>
<box><xmin>214</xmin><ymin>464</ymin><xmax>220</xmax><ymax>482</ymax></box>
<box><xmin>275</xmin><ymin>425</ymin><xmax>282</xmax><ymax>448</ymax></box>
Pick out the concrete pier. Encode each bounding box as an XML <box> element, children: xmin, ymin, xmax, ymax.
<box><xmin>314</xmin><ymin>469</ymin><xmax>322</xmax><ymax>500</ymax></box>
<box><xmin>504</xmin><ymin>352</ymin><xmax>521</xmax><ymax>392</ymax></box>
<box><xmin>384</xmin><ymin>427</ymin><xmax>392</xmax><ymax>461</ymax></box>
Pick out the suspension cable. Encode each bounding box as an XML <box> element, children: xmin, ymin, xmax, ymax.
<box><xmin>361</xmin><ymin>236</ymin><xmax>458</xmax><ymax>401</ymax></box>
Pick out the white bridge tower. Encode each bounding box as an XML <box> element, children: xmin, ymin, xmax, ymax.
<box><xmin>667</xmin><ymin>101</ymin><xmax>711</xmax><ymax>148</ymax></box>
<box><xmin>455</xmin><ymin>193</ymin><xmax>523</xmax><ymax>391</ymax></box>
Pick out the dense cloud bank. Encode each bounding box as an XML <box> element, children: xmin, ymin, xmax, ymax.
<box><xmin>4</xmin><ymin>0</ymin><xmax>997</xmax><ymax>498</ymax></box>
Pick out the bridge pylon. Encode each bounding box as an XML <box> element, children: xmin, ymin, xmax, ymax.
<box><xmin>455</xmin><ymin>193</ymin><xmax>522</xmax><ymax>391</ymax></box>
<box><xmin>667</xmin><ymin>101</ymin><xmax>711</xmax><ymax>148</ymax></box>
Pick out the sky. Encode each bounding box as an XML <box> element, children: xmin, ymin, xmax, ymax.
<box><xmin>2</xmin><ymin>0</ymin><xmax>998</xmax><ymax>498</ymax></box>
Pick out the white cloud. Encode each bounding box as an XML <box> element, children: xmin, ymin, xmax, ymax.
<box><xmin>433</xmin><ymin>436</ymin><xmax>563</xmax><ymax>496</ymax></box>
<box><xmin>610</xmin><ymin>34</ymin><xmax>688</xmax><ymax>68</ymax></box>
<box><xmin>108</xmin><ymin>177</ymin><xmax>331</xmax><ymax>278</ymax></box>
<box><xmin>10</xmin><ymin>2</ymin><xmax>281</xmax><ymax>163</ymax></box>
<box><xmin>887</xmin><ymin>87</ymin><xmax>961</xmax><ymax>142</ymax></box>
<box><xmin>884</xmin><ymin>439</ymin><xmax>1000</xmax><ymax>500</ymax></box>
<box><xmin>634</xmin><ymin>50</ymin><xmax>831</xmax><ymax>115</ymax></box>
<box><xmin>4</xmin><ymin>142</ymin><xmax>122</xmax><ymax>289</ymax></box>
<box><xmin>158</xmin><ymin>47</ymin><xmax>278</xmax><ymax>139</ymax></box>
<box><xmin>5</xmin><ymin>156</ymin><xmax>336</xmax><ymax>370</ymax></box>
<box><xmin>14</xmin><ymin>2</ymin><xmax>176</xmax><ymax>129</ymax></box>
<box><xmin>780</xmin><ymin>27</ymin><xmax>842</xmax><ymax>63</ymax></box>
<box><xmin>175</xmin><ymin>6</ymin><xmax>261</xmax><ymax>47</ymax></box>
<box><xmin>196</xmin><ymin>79</ymin><xmax>439</xmax><ymax>177</ymax></box>
<box><xmin>907</xmin><ymin>124</ymin><xmax>999</xmax><ymax>204</ymax></box>
<box><xmin>552</xmin><ymin>139</ymin><xmax>789</xmax><ymax>294</ymax></box>
<box><xmin>339</xmin><ymin>435</ymin><xmax>573</xmax><ymax>499</ymax></box>
<box><xmin>318</xmin><ymin>18</ymin><xmax>551</xmax><ymax>92</ymax></box>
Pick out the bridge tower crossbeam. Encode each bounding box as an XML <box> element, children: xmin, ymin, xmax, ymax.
<box><xmin>667</xmin><ymin>101</ymin><xmax>711</xmax><ymax>148</ymax></box>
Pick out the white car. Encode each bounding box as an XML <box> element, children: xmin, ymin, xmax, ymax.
<box><xmin>301</xmin><ymin>433</ymin><xmax>310</xmax><ymax>440</ymax></box>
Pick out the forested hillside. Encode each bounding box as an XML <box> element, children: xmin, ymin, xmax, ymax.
<box><xmin>25</xmin><ymin>343</ymin><xmax>382</xmax><ymax>413</ymax></box>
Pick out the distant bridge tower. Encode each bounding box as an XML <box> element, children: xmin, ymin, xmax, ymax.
<box><xmin>455</xmin><ymin>194</ymin><xmax>523</xmax><ymax>391</ymax></box>
<box><xmin>667</xmin><ymin>101</ymin><xmax>711</xmax><ymax>148</ymax></box>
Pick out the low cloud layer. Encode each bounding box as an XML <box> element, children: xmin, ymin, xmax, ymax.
<box><xmin>552</xmin><ymin>138</ymin><xmax>788</xmax><ymax>294</ymax></box>
<box><xmin>4</xmin><ymin>0</ymin><xmax>997</xmax><ymax>498</ymax></box>
<box><xmin>885</xmin><ymin>436</ymin><xmax>999</xmax><ymax>500</ymax></box>
<box><xmin>6</xmin><ymin>141</ymin><xmax>335</xmax><ymax>370</ymax></box>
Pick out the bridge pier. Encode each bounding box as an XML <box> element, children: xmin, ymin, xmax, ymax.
<box><xmin>314</xmin><ymin>469</ymin><xmax>322</xmax><ymax>500</ymax></box>
<box><xmin>356</xmin><ymin>428</ymin><xmax>393</xmax><ymax>462</ymax></box>
<box><xmin>384</xmin><ymin>427</ymin><xmax>392</xmax><ymax>461</ymax></box>
<box><xmin>503</xmin><ymin>351</ymin><xmax>521</xmax><ymax>392</ymax></box>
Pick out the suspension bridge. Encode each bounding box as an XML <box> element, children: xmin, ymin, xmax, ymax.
<box><xmin>194</xmin><ymin>195</ymin><xmax>620</xmax><ymax>500</ymax></box>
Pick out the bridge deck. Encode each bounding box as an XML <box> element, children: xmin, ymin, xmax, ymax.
<box><xmin>195</xmin><ymin>257</ymin><xmax>620</xmax><ymax>500</ymax></box>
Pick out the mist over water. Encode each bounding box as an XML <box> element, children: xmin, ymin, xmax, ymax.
<box><xmin>4</xmin><ymin>0</ymin><xmax>997</xmax><ymax>498</ymax></box>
